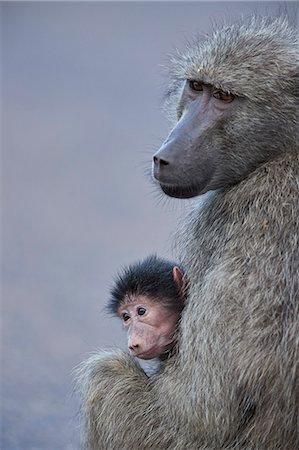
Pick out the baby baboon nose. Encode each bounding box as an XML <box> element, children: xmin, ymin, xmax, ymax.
<box><xmin>129</xmin><ymin>343</ymin><xmax>139</xmax><ymax>351</ymax></box>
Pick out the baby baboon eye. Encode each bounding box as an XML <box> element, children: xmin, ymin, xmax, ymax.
<box><xmin>213</xmin><ymin>90</ymin><xmax>235</xmax><ymax>102</ymax></box>
<box><xmin>122</xmin><ymin>312</ymin><xmax>130</xmax><ymax>322</ymax></box>
<box><xmin>137</xmin><ymin>307</ymin><xmax>146</xmax><ymax>316</ymax></box>
<box><xmin>188</xmin><ymin>80</ymin><xmax>203</xmax><ymax>92</ymax></box>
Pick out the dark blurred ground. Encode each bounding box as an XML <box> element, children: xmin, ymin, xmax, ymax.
<box><xmin>2</xmin><ymin>2</ymin><xmax>297</xmax><ymax>449</ymax></box>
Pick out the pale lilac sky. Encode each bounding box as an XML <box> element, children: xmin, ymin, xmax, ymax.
<box><xmin>2</xmin><ymin>2</ymin><xmax>297</xmax><ymax>449</ymax></box>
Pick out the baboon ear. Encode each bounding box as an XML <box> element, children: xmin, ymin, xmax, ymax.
<box><xmin>173</xmin><ymin>266</ymin><xmax>187</xmax><ymax>303</ymax></box>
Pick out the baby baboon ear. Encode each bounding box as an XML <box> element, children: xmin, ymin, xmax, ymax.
<box><xmin>172</xmin><ymin>266</ymin><xmax>187</xmax><ymax>303</ymax></box>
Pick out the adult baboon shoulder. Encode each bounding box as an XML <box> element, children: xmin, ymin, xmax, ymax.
<box><xmin>77</xmin><ymin>16</ymin><xmax>299</xmax><ymax>450</ymax></box>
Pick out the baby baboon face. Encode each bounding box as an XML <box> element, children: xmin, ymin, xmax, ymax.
<box><xmin>118</xmin><ymin>296</ymin><xmax>181</xmax><ymax>360</ymax></box>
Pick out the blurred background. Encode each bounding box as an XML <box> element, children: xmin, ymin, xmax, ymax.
<box><xmin>2</xmin><ymin>2</ymin><xmax>298</xmax><ymax>449</ymax></box>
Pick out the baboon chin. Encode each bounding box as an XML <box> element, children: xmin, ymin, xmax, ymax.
<box><xmin>77</xmin><ymin>16</ymin><xmax>299</xmax><ymax>450</ymax></box>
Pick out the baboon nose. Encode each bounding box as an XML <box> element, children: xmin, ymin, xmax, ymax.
<box><xmin>153</xmin><ymin>155</ymin><xmax>169</xmax><ymax>167</ymax></box>
<box><xmin>153</xmin><ymin>149</ymin><xmax>172</xmax><ymax>182</ymax></box>
<box><xmin>129</xmin><ymin>343</ymin><xmax>139</xmax><ymax>351</ymax></box>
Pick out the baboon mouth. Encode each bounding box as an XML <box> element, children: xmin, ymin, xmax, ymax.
<box><xmin>159</xmin><ymin>182</ymin><xmax>201</xmax><ymax>199</ymax></box>
<box><xmin>135</xmin><ymin>348</ymin><xmax>162</xmax><ymax>360</ymax></box>
<box><xmin>135</xmin><ymin>352</ymin><xmax>156</xmax><ymax>360</ymax></box>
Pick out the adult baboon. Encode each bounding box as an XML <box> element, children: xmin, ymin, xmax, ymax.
<box><xmin>77</xmin><ymin>17</ymin><xmax>299</xmax><ymax>450</ymax></box>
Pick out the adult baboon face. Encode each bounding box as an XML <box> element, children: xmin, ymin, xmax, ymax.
<box><xmin>152</xmin><ymin>20</ymin><xmax>298</xmax><ymax>199</ymax></box>
<box><xmin>153</xmin><ymin>80</ymin><xmax>239</xmax><ymax>198</ymax></box>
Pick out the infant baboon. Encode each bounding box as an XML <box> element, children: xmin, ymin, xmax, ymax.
<box><xmin>107</xmin><ymin>255</ymin><xmax>186</xmax><ymax>376</ymax></box>
<box><xmin>77</xmin><ymin>16</ymin><xmax>299</xmax><ymax>450</ymax></box>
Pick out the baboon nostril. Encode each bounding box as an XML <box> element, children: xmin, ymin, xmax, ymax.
<box><xmin>153</xmin><ymin>156</ymin><xmax>169</xmax><ymax>167</ymax></box>
<box><xmin>129</xmin><ymin>344</ymin><xmax>139</xmax><ymax>350</ymax></box>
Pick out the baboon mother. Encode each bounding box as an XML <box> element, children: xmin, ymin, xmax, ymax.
<box><xmin>78</xmin><ymin>17</ymin><xmax>299</xmax><ymax>449</ymax></box>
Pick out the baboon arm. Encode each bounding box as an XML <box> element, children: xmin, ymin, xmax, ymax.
<box><xmin>77</xmin><ymin>350</ymin><xmax>174</xmax><ymax>450</ymax></box>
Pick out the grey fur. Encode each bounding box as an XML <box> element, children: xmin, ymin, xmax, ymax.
<box><xmin>76</xmin><ymin>16</ymin><xmax>299</xmax><ymax>450</ymax></box>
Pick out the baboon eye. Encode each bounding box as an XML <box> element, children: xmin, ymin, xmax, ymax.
<box><xmin>137</xmin><ymin>307</ymin><xmax>146</xmax><ymax>316</ymax></box>
<box><xmin>213</xmin><ymin>90</ymin><xmax>234</xmax><ymax>102</ymax></box>
<box><xmin>122</xmin><ymin>313</ymin><xmax>130</xmax><ymax>322</ymax></box>
<box><xmin>188</xmin><ymin>80</ymin><xmax>203</xmax><ymax>92</ymax></box>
